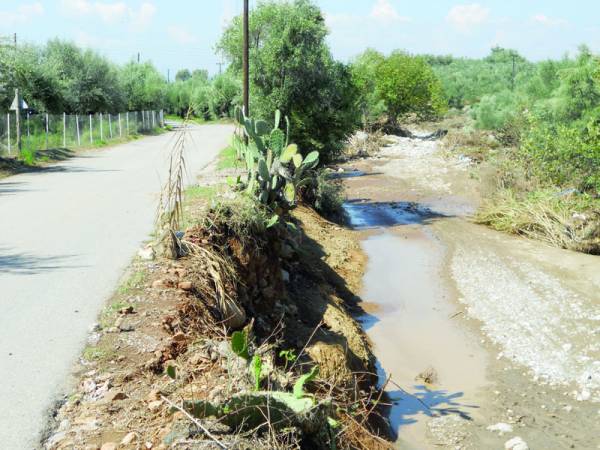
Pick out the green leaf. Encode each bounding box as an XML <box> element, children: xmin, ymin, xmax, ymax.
<box><xmin>255</xmin><ymin>120</ymin><xmax>271</xmax><ymax>136</ymax></box>
<box><xmin>258</xmin><ymin>159</ymin><xmax>269</xmax><ymax>181</ymax></box>
<box><xmin>301</xmin><ymin>151</ymin><xmax>319</xmax><ymax>169</ymax></box>
<box><xmin>327</xmin><ymin>417</ymin><xmax>341</xmax><ymax>429</ymax></box>
<box><xmin>251</xmin><ymin>355</ymin><xmax>262</xmax><ymax>391</ymax></box>
<box><xmin>284</xmin><ymin>183</ymin><xmax>296</xmax><ymax>203</ymax></box>
<box><xmin>266</xmin><ymin>214</ymin><xmax>279</xmax><ymax>228</ymax></box>
<box><xmin>231</xmin><ymin>330</ymin><xmax>250</xmax><ymax>360</ymax></box>
<box><xmin>166</xmin><ymin>364</ymin><xmax>176</xmax><ymax>380</ymax></box>
<box><xmin>286</xmin><ymin>221</ymin><xmax>298</xmax><ymax>232</ymax></box>
<box><xmin>292</xmin><ymin>153</ymin><xmax>303</xmax><ymax>168</ymax></box>
<box><xmin>293</xmin><ymin>365</ymin><xmax>319</xmax><ymax>399</ymax></box>
<box><xmin>270</xmin><ymin>128</ymin><xmax>285</xmax><ymax>155</ymax></box>
<box><xmin>274</xmin><ymin>109</ymin><xmax>281</xmax><ymax>129</ymax></box>
<box><xmin>280</xmin><ymin>144</ymin><xmax>298</xmax><ymax>163</ymax></box>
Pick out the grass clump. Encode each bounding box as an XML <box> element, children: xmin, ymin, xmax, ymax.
<box><xmin>476</xmin><ymin>189</ymin><xmax>600</xmax><ymax>254</ymax></box>
<box><xmin>217</xmin><ymin>145</ymin><xmax>238</xmax><ymax>170</ymax></box>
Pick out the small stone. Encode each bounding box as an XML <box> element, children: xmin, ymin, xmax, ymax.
<box><xmin>148</xmin><ymin>400</ymin><xmax>163</xmax><ymax>412</ymax></box>
<box><xmin>148</xmin><ymin>390</ymin><xmax>161</xmax><ymax>401</ymax></box>
<box><xmin>119</xmin><ymin>305</ymin><xmax>134</xmax><ymax>315</ymax></box>
<box><xmin>172</xmin><ymin>331</ymin><xmax>186</xmax><ymax>343</ymax></box>
<box><xmin>504</xmin><ymin>436</ymin><xmax>529</xmax><ymax>450</ymax></box>
<box><xmin>121</xmin><ymin>432</ymin><xmax>137</xmax><ymax>445</ymax></box>
<box><xmin>100</xmin><ymin>443</ymin><xmax>118</xmax><ymax>450</ymax></box>
<box><xmin>106</xmin><ymin>390</ymin><xmax>128</xmax><ymax>402</ymax></box>
<box><xmin>138</xmin><ymin>246</ymin><xmax>155</xmax><ymax>261</ymax></box>
<box><xmin>576</xmin><ymin>389</ymin><xmax>591</xmax><ymax>401</ymax></box>
<box><xmin>89</xmin><ymin>323</ymin><xmax>101</xmax><ymax>332</ymax></box>
<box><xmin>178</xmin><ymin>281</ymin><xmax>193</xmax><ymax>291</ymax></box>
<box><xmin>152</xmin><ymin>279</ymin><xmax>167</xmax><ymax>289</ymax></box>
<box><xmin>281</xmin><ymin>269</ymin><xmax>290</xmax><ymax>283</ymax></box>
<box><xmin>487</xmin><ymin>423</ymin><xmax>513</xmax><ymax>435</ymax></box>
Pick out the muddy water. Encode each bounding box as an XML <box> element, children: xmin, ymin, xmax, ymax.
<box><xmin>345</xmin><ymin>201</ymin><xmax>489</xmax><ymax>449</ymax></box>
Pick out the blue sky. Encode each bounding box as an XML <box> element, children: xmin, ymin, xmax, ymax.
<box><xmin>1</xmin><ymin>0</ymin><xmax>599</xmax><ymax>78</ymax></box>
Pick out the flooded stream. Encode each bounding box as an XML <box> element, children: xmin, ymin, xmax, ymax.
<box><xmin>345</xmin><ymin>201</ymin><xmax>489</xmax><ymax>449</ymax></box>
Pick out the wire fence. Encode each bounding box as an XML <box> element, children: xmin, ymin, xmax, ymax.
<box><xmin>0</xmin><ymin>110</ymin><xmax>164</xmax><ymax>157</ymax></box>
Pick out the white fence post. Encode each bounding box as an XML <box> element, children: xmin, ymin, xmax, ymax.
<box><xmin>63</xmin><ymin>113</ymin><xmax>66</xmax><ymax>147</ymax></box>
<box><xmin>27</xmin><ymin>113</ymin><xmax>30</xmax><ymax>137</ymax></box>
<box><xmin>108</xmin><ymin>114</ymin><xmax>113</xmax><ymax>139</ymax></box>
<box><xmin>75</xmin><ymin>114</ymin><xmax>81</xmax><ymax>146</ymax></box>
<box><xmin>126</xmin><ymin>112</ymin><xmax>129</xmax><ymax>135</ymax></box>
<box><xmin>118</xmin><ymin>113</ymin><xmax>122</xmax><ymax>138</ymax></box>
<box><xmin>7</xmin><ymin>113</ymin><xmax>10</xmax><ymax>156</ymax></box>
<box><xmin>45</xmin><ymin>113</ymin><xmax>49</xmax><ymax>150</ymax></box>
<box><xmin>152</xmin><ymin>110</ymin><xmax>156</xmax><ymax>128</ymax></box>
<box><xmin>89</xmin><ymin>114</ymin><xmax>93</xmax><ymax>144</ymax></box>
<box><xmin>100</xmin><ymin>113</ymin><xmax>103</xmax><ymax>141</ymax></box>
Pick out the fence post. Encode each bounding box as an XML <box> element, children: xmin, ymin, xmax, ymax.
<box><xmin>118</xmin><ymin>113</ymin><xmax>122</xmax><ymax>138</ymax></box>
<box><xmin>75</xmin><ymin>114</ymin><xmax>81</xmax><ymax>146</ymax></box>
<box><xmin>27</xmin><ymin>113</ymin><xmax>30</xmax><ymax>139</ymax></box>
<box><xmin>63</xmin><ymin>113</ymin><xmax>66</xmax><ymax>148</ymax></box>
<box><xmin>15</xmin><ymin>89</ymin><xmax>21</xmax><ymax>154</ymax></box>
<box><xmin>100</xmin><ymin>113</ymin><xmax>103</xmax><ymax>141</ymax></box>
<box><xmin>108</xmin><ymin>114</ymin><xmax>113</xmax><ymax>139</ymax></box>
<box><xmin>7</xmin><ymin>113</ymin><xmax>10</xmax><ymax>156</ymax></box>
<box><xmin>126</xmin><ymin>112</ymin><xmax>129</xmax><ymax>135</ymax></box>
<box><xmin>89</xmin><ymin>114</ymin><xmax>93</xmax><ymax>144</ymax></box>
<box><xmin>152</xmin><ymin>110</ymin><xmax>155</xmax><ymax>129</ymax></box>
<box><xmin>45</xmin><ymin>113</ymin><xmax>49</xmax><ymax>150</ymax></box>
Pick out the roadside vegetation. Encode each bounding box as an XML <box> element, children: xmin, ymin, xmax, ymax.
<box><xmin>429</xmin><ymin>46</ymin><xmax>600</xmax><ymax>253</ymax></box>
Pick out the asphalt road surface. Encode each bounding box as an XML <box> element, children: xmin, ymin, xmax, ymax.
<box><xmin>0</xmin><ymin>123</ymin><xmax>233</xmax><ymax>449</ymax></box>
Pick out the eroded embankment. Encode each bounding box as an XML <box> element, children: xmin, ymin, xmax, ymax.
<box><xmin>340</xmin><ymin>131</ymin><xmax>600</xmax><ymax>449</ymax></box>
<box><xmin>43</xmin><ymin>158</ymin><xmax>390</xmax><ymax>450</ymax></box>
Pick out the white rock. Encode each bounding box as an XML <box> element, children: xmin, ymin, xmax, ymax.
<box><xmin>576</xmin><ymin>389</ymin><xmax>591</xmax><ymax>401</ymax></box>
<box><xmin>281</xmin><ymin>269</ymin><xmax>290</xmax><ymax>283</ymax></box>
<box><xmin>486</xmin><ymin>422</ymin><xmax>513</xmax><ymax>435</ymax></box>
<box><xmin>138</xmin><ymin>246</ymin><xmax>155</xmax><ymax>261</ymax></box>
<box><xmin>505</xmin><ymin>436</ymin><xmax>529</xmax><ymax>450</ymax></box>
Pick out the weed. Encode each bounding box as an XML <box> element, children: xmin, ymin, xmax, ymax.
<box><xmin>118</xmin><ymin>270</ymin><xmax>145</xmax><ymax>294</ymax></box>
<box><xmin>217</xmin><ymin>145</ymin><xmax>239</xmax><ymax>170</ymax></box>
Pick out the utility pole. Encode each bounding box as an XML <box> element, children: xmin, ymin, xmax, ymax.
<box><xmin>167</xmin><ymin>69</ymin><xmax>170</xmax><ymax>83</ymax></box>
<box><xmin>137</xmin><ymin>52</ymin><xmax>140</xmax><ymax>63</ymax></box>
<box><xmin>217</xmin><ymin>62</ymin><xmax>224</xmax><ymax>75</ymax></box>
<box><xmin>14</xmin><ymin>33</ymin><xmax>17</xmax><ymax>49</ymax></box>
<box><xmin>510</xmin><ymin>52</ymin><xmax>517</xmax><ymax>91</ymax></box>
<box><xmin>243</xmin><ymin>0</ymin><xmax>249</xmax><ymax>119</ymax></box>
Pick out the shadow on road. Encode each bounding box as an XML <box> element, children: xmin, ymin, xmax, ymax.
<box><xmin>0</xmin><ymin>248</ymin><xmax>82</xmax><ymax>275</ymax></box>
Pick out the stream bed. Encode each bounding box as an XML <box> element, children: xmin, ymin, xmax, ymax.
<box><xmin>344</xmin><ymin>201</ymin><xmax>490</xmax><ymax>449</ymax></box>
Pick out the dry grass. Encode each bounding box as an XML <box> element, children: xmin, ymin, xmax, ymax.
<box><xmin>344</xmin><ymin>130</ymin><xmax>395</xmax><ymax>158</ymax></box>
<box><xmin>475</xmin><ymin>189</ymin><xmax>600</xmax><ymax>254</ymax></box>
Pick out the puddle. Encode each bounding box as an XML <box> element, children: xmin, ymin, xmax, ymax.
<box><xmin>345</xmin><ymin>203</ymin><xmax>489</xmax><ymax>449</ymax></box>
<box><xmin>328</xmin><ymin>169</ymin><xmax>366</xmax><ymax>179</ymax></box>
<box><xmin>343</xmin><ymin>201</ymin><xmax>441</xmax><ymax>228</ymax></box>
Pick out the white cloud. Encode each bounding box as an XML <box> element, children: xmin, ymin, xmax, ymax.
<box><xmin>446</xmin><ymin>3</ymin><xmax>490</xmax><ymax>32</ymax></box>
<box><xmin>167</xmin><ymin>26</ymin><xmax>198</xmax><ymax>45</ymax></box>
<box><xmin>532</xmin><ymin>14</ymin><xmax>568</xmax><ymax>27</ymax></box>
<box><xmin>60</xmin><ymin>0</ymin><xmax>155</xmax><ymax>30</ymax></box>
<box><xmin>0</xmin><ymin>2</ymin><xmax>44</xmax><ymax>26</ymax></box>
<box><xmin>369</xmin><ymin>0</ymin><xmax>410</xmax><ymax>24</ymax></box>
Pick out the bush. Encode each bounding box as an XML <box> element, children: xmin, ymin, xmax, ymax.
<box><xmin>313</xmin><ymin>170</ymin><xmax>344</xmax><ymax>219</ymax></box>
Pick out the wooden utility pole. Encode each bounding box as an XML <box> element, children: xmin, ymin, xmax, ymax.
<box><xmin>15</xmin><ymin>89</ymin><xmax>21</xmax><ymax>154</ymax></box>
<box><xmin>14</xmin><ymin>33</ymin><xmax>17</xmax><ymax>49</ymax></box>
<box><xmin>243</xmin><ymin>0</ymin><xmax>249</xmax><ymax>118</ymax></box>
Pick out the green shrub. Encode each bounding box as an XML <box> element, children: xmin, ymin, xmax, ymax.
<box><xmin>218</xmin><ymin>0</ymin><xmax>359</xmax><ymax>161</ymax></box>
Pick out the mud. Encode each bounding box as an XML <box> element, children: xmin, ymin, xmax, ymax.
<box><xmin>341</xmin><ymin>133</ymin><xmax>600</xmax><ymax>449</ymax></box>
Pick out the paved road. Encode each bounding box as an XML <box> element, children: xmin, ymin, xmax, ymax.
<box><xmin>0</xmin><ymin>124</ymin><xmax>233</xmax><ymax>449</ymax></box>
